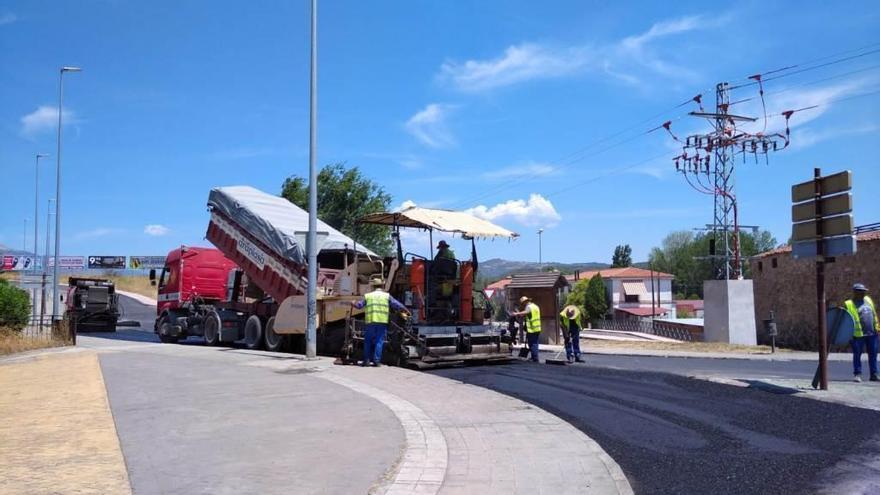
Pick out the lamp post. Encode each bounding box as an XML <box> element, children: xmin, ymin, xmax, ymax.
<box><xmin>33</xmin><ymin>153</ymin><xmax>49</xmax><ymax>272</ymax></box>
<box><xmin>305</xmin><ymin>0</ymin><xmax>318</xmax><ymax>358</ymax></box>
<box><xmin>537</xmin><ymin>228</ymin><xmax>544</xmax><ymax>269</ymax></box>
<box><xmin>52</xmin><ymin>66</ymin><xmax>81</xmax><ymax>320</ymax></box>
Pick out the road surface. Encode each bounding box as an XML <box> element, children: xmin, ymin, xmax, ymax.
<box><xmin>112</xmin><ymin>294</ymin><xmax>880</xmax><ymax>494</ymax></box>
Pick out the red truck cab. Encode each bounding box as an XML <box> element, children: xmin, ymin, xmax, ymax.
<box><xmin>154</xmin><ymin>246</ymin><xmax>237</xmax><ymax>337</ymax></box>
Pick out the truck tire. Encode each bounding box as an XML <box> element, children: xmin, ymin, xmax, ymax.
<box><xmin>244</xmin><ymin>315</ymin><xmax>263</xmax><ymax>350</ymax></box>
<box><xmin>204</xmin><ymin>310</ymin><xmax>222</xmax><ymax>346</ymax></box>
<box><xmin>264</xmin><ymin>316</ymin><xmax>286</xmax><ymax>352</ymax></box>
<box><xmin>105</xmin><ymin>318</ymin><xmax>117</xmax><ymax>333</ymax></box>
<box><xmin>157</xmin><ymin>317</ymin><xmax>178</xmax><ymax>344</ymax></box>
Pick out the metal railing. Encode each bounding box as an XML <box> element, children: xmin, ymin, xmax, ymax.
<box><xmin>592</xmin><ymin>318</ymin><xmax>699</xmax><ymax>342</ymax></box>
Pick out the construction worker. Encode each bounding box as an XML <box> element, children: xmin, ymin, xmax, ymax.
<box><xmin>512</xmin><ymin>296</ymin><xmax>541</xmax><ymax>362</ymax></box>
<box><xmin>351</xmin><ymin>277</ymin><xmax>409</xmax><ymax>367</ymax></box>
<box><xmin>435</xmin><ymin>240</ymin><xmax>456</xmax><ymax>261</ymax></box>
<box><xmin>559</xmin><ymin>305</ymin><xmax>585</xmax><ymax>363</ymax></box>
<box><xmin>845</xmin><ymin>283</ymin><xmax>879</xmax><ymax>382</ymax></box>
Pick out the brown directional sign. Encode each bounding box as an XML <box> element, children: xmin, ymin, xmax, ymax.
<box><xmin>791</xmin><ymin>215</ymin><xmax>853</xmax><ymax>242</ymax></box>
<box><xmin>791</xmin><ymin>170</ymin><xmax>852</xmax><ymax>203</ymax></box>
<box><xmin>791</xmin><ymin>193</ymin><xmax>852</xmax><ymax>223</ymax></box>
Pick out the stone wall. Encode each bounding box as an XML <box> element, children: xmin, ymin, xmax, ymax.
<box><xmin>751</xmin><ymin>234</ymin><xmax>880</xmax><ymax>349</ymax></box>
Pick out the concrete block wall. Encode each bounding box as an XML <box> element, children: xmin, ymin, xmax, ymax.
<box><xmin>751</xmin><ymin>236</ymin><xmax>880</xmax><ymax>349</ymax></box>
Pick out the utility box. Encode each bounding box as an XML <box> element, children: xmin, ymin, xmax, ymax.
<box><xmin>703</xmin><ymin>279</ymin><xmax>757</xmax><ymax>345</ymax></box>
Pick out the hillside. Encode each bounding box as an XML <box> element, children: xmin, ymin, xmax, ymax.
<box><xmin>478</xmin><ymin>258</ymin><xmax>608</xmax><ymax>281</ymax></box>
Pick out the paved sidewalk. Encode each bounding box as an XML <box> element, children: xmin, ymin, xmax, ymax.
<box><xmin>328</xmin><ymin>365</ymin><xmax>632</xmax><ymax>494</ymax></box>
<box><xmin>696</xmin><ymin>375</ymin><xmax>880</xmax><ymax>411</ymax></box>
<box><xmin>0</xmin><ymin>350</ymin><xmax>131</xmax><ymax>494</ymax></box>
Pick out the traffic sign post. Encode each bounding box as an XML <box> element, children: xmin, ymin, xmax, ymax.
<box><xmin>791</xmin><ymin>168</ymin><xmax>855</xmax><ymax>391</ymax></box>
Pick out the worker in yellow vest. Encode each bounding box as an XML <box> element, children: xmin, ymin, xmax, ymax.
<box><xmin>559</xmin><ymin>305</ymin><xmax>585</xmax><ymax>363</ymax></box>
<box><xmin>845</xmin><ymin>283</ymin><xmax>879</xmax><ymax>382</ymax></box>
<box><xmin>351</xmin><ymin>277</ymin><xmax>409</xmax><ymax>367</ymax></box>
<box><xmin>512</xmin><ymin>296</ymin><xmax>542</xmax><ymax>362</ymax></box>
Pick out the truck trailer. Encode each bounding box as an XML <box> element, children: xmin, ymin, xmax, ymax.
<box><xmin>153</xmin><ymin>185</ymin><xmax>518</xmax><ymax>366</ymax></box>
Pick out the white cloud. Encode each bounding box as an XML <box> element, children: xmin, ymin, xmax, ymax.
<box><xmin>395</xmin><ymin>200</ymin><xmax>418</xmax><ymax>211</ymax></box>
<box><xmin>465</xmin><ymin>194</ymin><xmax>561</xmax><ymax>227</ymax></box>
<box><xmin>482</xmin><ymin>163</ymin><xmax>559</xmax><ymax>180</ymax></box>
<box><xmin>144</xmin><ymin>224</ymin><xmax>170</xmax><ymax>236</ymax></box>
<box><xmin>439</xmin><ymin>43</ymin><xmax>591</xmax><ymax>92</ymax></box>
<box><xmin>790</xmin><ymin>123</ymin><xmax>879</xmax><ymax>151</ymax></box>
<box><xmin>72</xmin><ymin>228</ymin><xmax>119</xmax><ymax>241</ymax></box>
<box><xmin>20</xmin><ymin>105</ymin><xmax>76</xmax><ymax>137</ymax></box>
<box><xmin>404</xmin><ymin>103</ymin><xmax>457</xmax><ymax>148</ymax></box>
<box><xmin>0</xmin><ymin>13</ymin><xmax>16</xmax><ymax>26</ymax></box>
<box><xmin>437</xmin><ymin>14</ymin><xmax>716</xmax><ymax>92</ymax></box>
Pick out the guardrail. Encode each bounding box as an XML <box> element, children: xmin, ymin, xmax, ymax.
<box><xmin>591</xmin><ymin>318</ymin><xmax>701</xmax><ymax>342</ymax></box>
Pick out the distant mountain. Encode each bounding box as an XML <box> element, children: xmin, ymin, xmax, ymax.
<box><xmin>478</xmin><ymin>258</ymin><xmax>608</xmax><ymax>281</ymax></box>
<box><xmin>0</xmin><ymin>243</ymin><xmax>30</xmax><ymax>256</ymax></box>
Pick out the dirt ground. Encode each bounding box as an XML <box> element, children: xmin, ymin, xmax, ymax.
<box><xmin>0</xmin><ymin>351</ymin><xmax>131</xmax><ymax>494</ymax></box>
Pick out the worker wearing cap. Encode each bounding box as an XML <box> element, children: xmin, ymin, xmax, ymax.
<box><xmin>845</xmin><ymin>283</ymin><xmax>879</xmax><ymax>382</ymax></box>
<box><xmin>559</xmin><ymin>305</ymin><xmax>585</xmax><ymax>363</ymax></box>
<box><xmin>435</xmin><ymin>240</ymin><xmax>456</xmax><ymax>261</ymax></box>
<box><xmin>351</xmin><ymin>278</ymin><xmax>409</xmax><ymax>367</ymax></box>
<box><xmin>512</xmin><ymin>296</ymin><xmax>542</xmax><ymax>362</ymax></box>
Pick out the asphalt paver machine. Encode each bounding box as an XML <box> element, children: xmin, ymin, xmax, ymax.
<box><xmin>345</xmin><ymin>206</ymin><xmax>519</xmax><ymax>368</ymax></box>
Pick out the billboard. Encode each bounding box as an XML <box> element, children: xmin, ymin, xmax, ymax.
<box><xmin>2</xmin><ymin>255</ymin><xmax>36</xmax><ymax>271</ymax></box>
<box><xmin>47</xmin><ymin>256</ymin><xmax>86</xmax><ymax>269</ymax></box>
<box><xmin>129</xmin><ymin>256</ymin><xmax>166</xmax><ymax>270</ymax></box>
<box><xmin>87</xmin><ymin>256</ymin><xmax>127</xmax><ymax>269</ymax></box>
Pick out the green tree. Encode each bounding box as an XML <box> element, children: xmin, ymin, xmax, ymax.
<box><xmin>584</xmin><ymin>274</ymin><xmax>609</xmax><ymax>321</ymax></box>
<box><xmin>649</xmin><ymin>229</ymin><xmax>778</xmax><ymax>297</ymax></box>
<box><xmin>281</xmin><ymin>163</ymin><xmax>393</xmax><ymax>256</ymax></box>
<box><xmin>0</xmin><ymin>279</ymin><xmax>31</xmax><ymax>331</ymax></box>
<box><xmin>565</xmin><ymin>278</ymin><xmax>589</xmax><ymax>314</ymax></box>
<box><xmin>611</xmin><ymin>244</ymin><xmax>633</xmax><ymax>268</ymax></box>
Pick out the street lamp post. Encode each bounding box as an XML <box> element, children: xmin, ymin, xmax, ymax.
<box><xmin>305</xmin><ymin>0</ymin><xmax>318</xmax><ymax>358</ymax></box>
<box><xmin>537</xmin><ymin>228</ymin><xmax>544</xmax><ymax>269</ymax></box>
<box><xmin>40</xmin><ymin>199</ymin><xmax>54</xmax><ymax>331</ymax></box>
<box><xmin>33</xmin><ymin>153</ymin><xmax>49</xmax><ymax>272</ymax></box>
<box><xmin>52</xmin><ymin>66</ymin><xmax>81</xmax><ymax>320</ymax></box>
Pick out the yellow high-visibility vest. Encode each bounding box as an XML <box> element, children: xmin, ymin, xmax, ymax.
<box><xmin>526</xmin><ymin>303</ymin><xmax>542</xmax><ymax>333</ymax></box>
<box><xmin>364</xmin><ymin>290</ymin><xmax>390</xmax><ymax>324</ymax></box>
<box><xmin>560</xmin><ymin>307</ymin><xmax>582</xmax><ymax>330</ymax></box>
<box><xmin>845</xmin><ymin>296</ymin><xmax>878</xmax><ymax>338</ymax></box>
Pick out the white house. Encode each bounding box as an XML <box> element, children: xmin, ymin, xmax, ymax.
<box><xmin>566</xmin><ymin>267</ymin><xmax>676</xmax><ymax>320</ymax></box>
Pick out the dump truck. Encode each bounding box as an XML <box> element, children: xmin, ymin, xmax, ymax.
<box><xmin>153</xmin><ymin>185</ymin><xmax>518</xmax><ymax>366</ymax></box>
<box><xmin>65</xmin><ymin>277</ymin><xmax>120</xmax><ymax>333</ymax></box>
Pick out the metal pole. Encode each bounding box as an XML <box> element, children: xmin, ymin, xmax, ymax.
<box><xmin>651</xmin><ymin>265</ymin><xmax>656</xmax><ymax>323</ymax></box>
<box><xmin>538</xmin><ymin>229</ymin><xmax>543</xmax><ymax>269</ymax></box>
<box><xmin>814</xmin><ymin>167</ymin><xmax>828</xmax><ymax>390</ymax></box>
<box><xmin>305</xmin><ymin>0</ymin><xmax>318</xmax><ymax>359</ymax></box>
<box><xmin>41</xmin><ymin>199</ymin><xmax>53</xmax><ymax>333</ymax></box>
<box><xmin>33</xmin><ymin>154</ymin><xmax>48</xmax><ymax>273</ymax></box>
<box><xmin>52</xmin><ymin>66</ymin><xmax>80</xmax><ymax>321</ymax></box>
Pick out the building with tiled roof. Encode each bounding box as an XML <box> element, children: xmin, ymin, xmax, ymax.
<box><xmin>751</xmin><ymin>230</ymin><xmax>880</xmax><ymax>347</ymax></box>
<box><xmin>565</xmin><ymin>266</ymin><xmax>676</xmax><ymax>321</ymax></box>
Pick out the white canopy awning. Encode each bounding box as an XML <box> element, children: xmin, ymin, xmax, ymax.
<box><xmin>359</xmin><ymin>207</ymin><xmax>519</xmax><ymax>239</ymax></box>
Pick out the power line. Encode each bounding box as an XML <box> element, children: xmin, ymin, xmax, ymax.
<box><xmin>452</xmin><ymin>41</ymin><xmax>880</xmax><ymax>211</ymax></box>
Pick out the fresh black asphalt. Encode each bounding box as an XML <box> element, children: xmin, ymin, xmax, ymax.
<box><xmin>431</xmin><ymin>361</ymin><xmax>880</xmax><ymax>494</ymax></box>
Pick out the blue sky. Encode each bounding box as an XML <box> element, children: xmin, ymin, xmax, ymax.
<box><xmin>1</xmin><ymin>1</ymin><xmax>878</xmax><ymax>265</ymax></box>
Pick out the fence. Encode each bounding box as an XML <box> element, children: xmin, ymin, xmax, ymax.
<box><xmin>592</xmin><ymin>318</ymin><xmax>701</xmax><ymax>342</ymax></box>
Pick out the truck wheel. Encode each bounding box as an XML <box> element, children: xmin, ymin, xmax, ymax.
<box><xmin>158</xmin><ymin>317</ymin><xmax>178</xmax><ymax>344</ymax></box>
<box><xmin>106</xmin><ymin>318</ymin><xmax>117</xmax><ymax>333</ymax></box>
<box><xmin>204</xmin><ymin>311</ymin><xmax>221</xmax><ymax>346</ymax></box>
<box><xmin>244</xmin><ymin>315</ymin><xmax>263</xmax><ymax>350</ymax></box>
<box><xmin>264</xmin><ymin>316</ymin><xmax>286</xmax><ymax>352</ymax></box>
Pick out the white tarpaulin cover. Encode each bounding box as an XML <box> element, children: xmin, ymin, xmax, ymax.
<box><xmin>359</xmin><ymin>207</ymin><xmax>519</xmax><ymax>239</ymax></box>
<box><xmin>207</xmin><ymin>186</ymin><xmax>375</xmax><ymax>265</ymax></box>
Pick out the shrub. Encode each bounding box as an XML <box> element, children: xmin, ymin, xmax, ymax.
<box><xmin>0</xmin><ymin>279</ymin><xmax>31</xmax><ymax>331</ymax></box>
